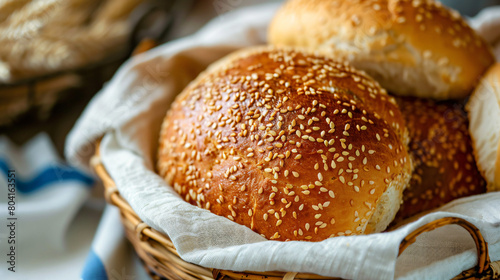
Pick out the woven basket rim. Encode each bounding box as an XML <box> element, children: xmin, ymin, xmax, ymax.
<box><xmin>92</xmin><ymin>140</ymin><xmax>498</xmax><ymax>280</ymax></box>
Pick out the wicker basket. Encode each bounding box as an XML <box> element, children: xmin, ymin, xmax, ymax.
<box><xmin>91</xmin><ymin>142</ymin><xmax>500</xmax><ymax>280</ymax></box>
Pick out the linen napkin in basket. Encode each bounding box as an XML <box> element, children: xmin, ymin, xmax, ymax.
<box><xmin>66</xmin><ymin>3</ymin><xmax>500</xmax><ymax>280</ymax></box>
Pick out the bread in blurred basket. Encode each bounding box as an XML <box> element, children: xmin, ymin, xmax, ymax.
<box><xmin>0</xmin><ymin>0</ymin><xmax>143</xmax><ymax>125</ymax></box>
<box><xmin>0</xmin><ymin>0</ymin><xmax>142</xmax><ymax>82</ymax></box>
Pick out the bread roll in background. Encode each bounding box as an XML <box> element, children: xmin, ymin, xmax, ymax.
<box><xmin>157</xmin><ymin>46</ymin><xmax>412</xmax><ymax>241</ymax></box>
<box><xmin>393</xmin><ymin>97</ymin><xmax>486</xmax><ymax>223</ymax></box>
<box><xmin>467</xmin><ymin>63</ymin><xmax>500</xmax><ymax>192</ymax></box>
<box><xmin>269</xmin><ymin>0</ymin><xmax>494</xmax><ymax>100</ymax></box>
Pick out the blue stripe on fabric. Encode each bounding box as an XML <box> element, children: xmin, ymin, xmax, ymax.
<box><xmin>81</xmin><ymin>250</ymin><xmax>108</xmax><ymax>280</ymax></box>
<box><xmin>0</xmin><ymin>158</ymin><xmax>94</xmax><ymax>194</ymax></box>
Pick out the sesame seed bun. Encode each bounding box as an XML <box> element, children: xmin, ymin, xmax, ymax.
<box><xmin>467</xmin><ymin>63</ymin><xmax>500</xmax><ymax>192</ymax></box>
<box><xmin>157</xmin><ymin>46</ymin><xmax>412</xmax><ymax>241</ymax></box>
<box><xmin>393</xmin><ymin>97</ymin><xmax>486</xmax><ymax>223</ymax></box>
<box><xmin>268</xmin><ymin>0</ymin><xmax>495</xmax><ymax>100</ymax></box>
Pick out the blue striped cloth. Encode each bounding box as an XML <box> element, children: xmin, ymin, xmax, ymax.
<box><xmin>0</xmin><ymin>158</ymin><xmax>93</xmax><ymax>194</ymax></box>
<box><xmin>0</xmin><ymin>134</ymin><xmax>95</xmax><ymax>280</ymax></box>
<box><xmin>0</xmin><ymin>134</ymin><xmax>150</xmax><ymax>280</ymax></box>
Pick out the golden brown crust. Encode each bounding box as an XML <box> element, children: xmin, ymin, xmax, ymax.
<box><xmin>394</xmin><ymin>97</ymin><xmax>486</xmax><ymax>223</ymax></box>
<box><xmin>157</xmin><ymin>46</ymin><xmax>411</xmax><ymax>241</ymax></box>
<box><xmin>269</xmin><ymin>0</ymin><xmax>495</xmax><ymax>99</ymax></box>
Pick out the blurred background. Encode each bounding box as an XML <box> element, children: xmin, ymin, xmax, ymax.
<box><xmin>0</xmin><ymin>0</ymin><xmax>497</xmax><ymax>279</ymax></box>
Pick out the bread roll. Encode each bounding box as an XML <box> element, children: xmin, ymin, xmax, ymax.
<box><xmin>157</xmin><ymin>46</ymin><xmax>412</xmax><ymax>241</ymax></box>
<box><xmin>269</xmin><ymin>0</ymin><xmax>494</xmax><ymax>100</ymax></box>
<box><xmin>394</xmin><ymin>97</ymin><xmax>486</xmax><ymax>222</ymax></box>
<box><xmin>467</xmin><ymin>63</ymin><xmax>500</xmax><ymax>192</ymax></box>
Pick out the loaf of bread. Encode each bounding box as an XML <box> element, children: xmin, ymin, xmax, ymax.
<box><xmin>269</xmin><ymin>0</ymin><xmax>494</xmax><ymax>99</ymax></box>
<box><xmin>467</xmin><ymin>63</ymin><xmax>500</xmax><ymax>192</ymax></box>
<box><xmin>157</xmin><ymin>46</ymin><xmax>412</xmax><ymax>241</ymax></box>
<box><xmin>394</xmin><ymin>97</ymin><xmax>486</xmax><ymax>223</ymax></box>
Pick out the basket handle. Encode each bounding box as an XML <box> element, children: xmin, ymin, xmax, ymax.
<box><xmin>398</xmin><ymin>217</ymin><xmax>490</xmax><ymax>276</ymax></box>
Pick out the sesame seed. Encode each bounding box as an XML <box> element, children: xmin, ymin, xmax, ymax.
<box><xmin>339</xmin><ymin>175</ymin><xmax>347</xmax><ymax>184</ymax></box>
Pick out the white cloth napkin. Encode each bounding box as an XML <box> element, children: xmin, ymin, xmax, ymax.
<box><xmin>66</xmin><ymin>3</ymin><xmax>500</xmax><ymax>280</ymax></box>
